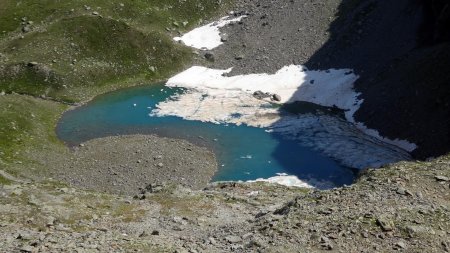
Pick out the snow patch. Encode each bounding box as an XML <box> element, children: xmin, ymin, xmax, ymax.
<box><xmin>174</xmin><ymin>16</ymin><xmax>246</xmax><ymax>50</ymax></box>
<box><xmin>154</xmin><ymin>65</ymin><xmax>417</xmax><ymax>153</ymax></box>
<box><xmin>247</xmin><ymin>173</ymin><xmax>335</xmax><ymax>189</ymax></box>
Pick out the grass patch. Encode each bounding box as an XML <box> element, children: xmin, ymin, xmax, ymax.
<box><xmin>0</xmin><ymin>94</ymin><xmax>67</xmax><ymax>175</ymax></box>
<box><xmin>0</xmin><ymin>0</ymin><xmax>233</xmax><ymax>178</ymax></box>
<box><xmin>0</xmin><ymin>0</ymin><xmax>232</xmax><ymax>102</ymax></box>
<box><xmin>0</xmin><ymin>174</ymin><xmax>12</xmax><ymax>185</ymax></box>
<box><xmin>150</xmin><ymin>193</ymin><xmax>215</xmax><ymax>217</ymax></box>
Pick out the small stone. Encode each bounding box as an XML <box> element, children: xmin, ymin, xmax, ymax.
<box><xmin>435</xmin><ymin>175</ymin><xmax>449</xmax><ymax>182</ymax></box>
<box><xmin>204</xmin><ymin>52</ymin><xmax>214</xmax><ymax>62</ymax></box>
<box><xmin>442</xmin><ymin>241</ymin><xmax>449</xmax><ymax>252</ymax></box>
<box><xmin>151</xmin><ymin>230</ymin><xmax>159</xmax><ymax>235</ymax></box>
<box><xmin>16</xmin><ymin>232</ymin><xmax>33</xmax><ymax>240</ymax></box>
<box><xmin>235</xmin><ymin>55</ymin><xmax>244</xmax><ymax>60</ymax></box>
<box><xmin>46</xmin><ymin>216</ymin><xmax>56</xmax><ymax>227</ymax></box>
<box><xmin>19</xmin><ymin>246</ymin><xmax>34</xmax><ymax>252</ymax></box>
<box><xmin>225</xmin><ymin>235</ymin><xmax>242</xmax><ymax>244</ymax></box>
<box><xmin>92</xmin><ymin>11</ymin><xmax>99</xmax><ymax>16</ymax></box>
<box><xmin>377</xmin><ymin>217</ymin><xmax>394</xmax><ymax>231</ymax></box>
<box><xmin>209</xmin><ymin>237</ymin><xmax>217</xmax><ymax>245</ymax></box>
<box><xmin>220</xmin><ymin>33</ymin><xmax>229</xmax><ymax>42</ymax></box>
<box><xmin>27</xmin><ymin>62</ymin><xmax>38</xmax><ymax>67</ymax></box>
<box><xmin>395</xmin><ymin>241</ymin><xmax>407</xmax><ymax>249</ymax></box>
<box><xmin>396</xmin><ymin>187</ymin><xmax>407</xmax><ymax>195</ymax></box>
<box><xmin>149</xmin><ymin>66</ymin><xmax>156</xmax><ymax>72</ymax></box>
<box><xmin>157</xmin><ymin>163</ymin><xmax>164</xmax><ymax>168</ymax></box>
<box><xmin>22</xmin><ymin>26</ymin><xmax>31</xmax><ymax>33</ymax></box>
<box><xmin>272</xmin><ymin>94</ymin><xmax>281</xmax><ymax>102</ymax></box>
<box><xmin>242</xmin><ymin>232</ymin><xmax>253</xmax><ymax>239</ymax></box>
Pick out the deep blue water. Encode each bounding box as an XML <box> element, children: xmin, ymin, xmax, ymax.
<box><xmin>56</xmin><ymin>84</ymin><xmax>355</xmax><ymax>188</ymax></box>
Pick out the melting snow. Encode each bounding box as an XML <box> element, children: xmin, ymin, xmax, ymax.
<box><xmin>174</xmin><ymin>16</ymin><xmax>246</xmax><ymax>50</ymax></box>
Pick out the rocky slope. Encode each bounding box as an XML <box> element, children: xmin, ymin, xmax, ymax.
<box><xmin>1</xmin><ymin>155</ymin><xmax>449</xmax><ymax>252</ymax></box>
<box><xmin>1</xmin><ymin>0</ymin><xmax>450</xmax><ymax>252</ymax></box>
<box><xmin>196</xmin><ymin>0</ymin><xmax>450</xmax><ymax>159</ymax></box>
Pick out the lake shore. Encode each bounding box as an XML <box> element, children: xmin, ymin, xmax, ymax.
<box><xmin>54</xmin><ymin>134</ymin><xmax>217</xmax><ymax>195</ymax></box>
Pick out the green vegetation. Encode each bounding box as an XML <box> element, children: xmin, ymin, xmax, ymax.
<box><xmin>0</xmin><ymin>94</ymin><xmax>67</xmax><ymax>175</ymax></box>
<box><xmin>0</xmin><ymin>0</ymin><xmax>230</xmax><ymax>102</ymax></box>
<box><xmin>0</xmin><ymin>0</ymin><xmax>232</xmax><ymax>177</ymax></box>
<box><xmin>0</xmin><ymin>174</ymin><xmax>12</xmax><ymax>185</ymax></box>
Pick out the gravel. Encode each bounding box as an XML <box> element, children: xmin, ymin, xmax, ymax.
<box><xmin>55</xmin><ymin>135</ymin><xmax>217</xmax><ymax>195</ymax></box>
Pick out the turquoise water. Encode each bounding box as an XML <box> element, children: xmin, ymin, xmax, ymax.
<box><xmin>56</xmin><ymin>84</ymin><xmax>355</xmax><ymax>188</ymax></box>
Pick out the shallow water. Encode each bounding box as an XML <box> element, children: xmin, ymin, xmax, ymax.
<box><xmin>57</xmin><ymin>84</ymin><xmax>356</xmax><ymax>188</ymax></box>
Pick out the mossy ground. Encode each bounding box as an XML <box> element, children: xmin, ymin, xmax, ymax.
<box><xmin>0</xmin><ymin>0</ymin><xmax>231</xmax><ymax>102</ymax></box>
<box><xmin>0</xmin><ymin>0</ymin><xmax>232</xmax><ymax>177</ymax></box>
<box><xmin>0</xmin><ymin>94</ymin><xmax>67</xmax><ymax>177</ymax></box>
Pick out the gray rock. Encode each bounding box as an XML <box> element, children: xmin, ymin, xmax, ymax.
<box><xmin>395</xmin><ymin>241</ymin><xmax>407</xmax><ymax>249</ymax></box>
<box><xmin>209</xmin><ymin>237</ymin><xmax>217</xmax><ymax>245</ymax></box>
<box><xmin>376</xmin><ymin>217</ymin><xmax>394</xmax><ymax>231</ymax></box>
<box><xmin>19</xmin><ymin>246</ymin><xmax>34</xmax><ymax>252</ymax></box>
<box><xmin>225</xmin><ymin>235</ymin><xmax>242</xmax><ymax>244</ymax></box>
<box><xmin>204</xmin><ymin>52</ymin><xmax>215</xmax><ymax>62</ymax></box>
<box><xmin>220</xmin><ymin>33</ymin><xmax>229</xmax><ymax>42</ymax></box>
<box><xmin>435</xmin><ymin>175</ymin><xmax>449</xmax><ymax>182</ymax></box>
<box><xmin>253</xmin><ymin>90</ymin><xmax>272</xmax><ymax>100</ymax></box>
<box><xmin>272</xmin><ymin>94</ymin><xmax>281</xmax><ymax>102</ymax></box>
<box><xmin>22</xmin><ymin>26</ymin><xmax>31</xmax><ymax>33</ymax></box>
<box><xmin>46</xmin><ymin>216</ymin><xmax>56</xmax><ymax>227</ymax></box>
<box><xmin>396</xmin><ymin>187</ymin><xmax>412</xmax><ymax>196</ymax></box>
<box><xmin>16</xmin><ymin>232</ymin><xmax>33</xmax><ymax>240</ymax></box>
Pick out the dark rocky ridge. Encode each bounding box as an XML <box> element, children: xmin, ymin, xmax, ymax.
<box><xmin>200</xmin><ymin>0</ymin><xmax>450</xmax><ymax>160</ymax></box>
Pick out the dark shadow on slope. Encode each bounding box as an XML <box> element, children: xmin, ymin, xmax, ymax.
<box><xmin>270</xmin><ymin>0</ymin><xmax>450</xmax><ymax>183</ymax></box>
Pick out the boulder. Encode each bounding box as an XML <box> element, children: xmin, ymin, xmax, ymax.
<box><xmin>272</xmin><ymin>94</ymin><xmax>281</xmax><ymax>102</ymax></box>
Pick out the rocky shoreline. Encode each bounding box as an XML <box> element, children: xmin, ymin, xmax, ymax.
<box><xmin>54</xmin><ymin>135</ymin><xmax>217</xmax><ymax>195</ymax></box>
<box><xmin>1</xmin><ymin>154</ymin><xmax>449</xmax><ymax>252</ymax></box>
